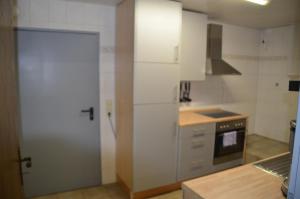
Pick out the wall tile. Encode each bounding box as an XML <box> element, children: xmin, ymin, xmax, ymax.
<box><xmin>17</xmin><ymin>0</ymin><xmax>31</xmax><ymax>26</ymax></box>
<box><xmin>30</xmin><ymin>0</ymin><xmax>49</xmax><ymax>27</ymax></box>
<box><xmin>49</xmin><ymin>0</ymin><xmax>67</xmax><ymax>25</ymax></box>
<box><xmin>66</xmin><ymin>1</ymin><xmax>85</xmax><ymax>26</ymax></box>
<box><xmin>84</xmin><ymin>4</ymin><xmax>104</xmax><ymax>26</ymax></box>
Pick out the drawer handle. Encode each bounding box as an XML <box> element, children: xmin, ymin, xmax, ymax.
<box><xmin>192</xmin><ymin>144</ymin><xmax>204</xmax><ymax>149</ymax></box>
<box><xmin>192</xmin><ymin>140</ymin><xmax>204</xmax><ymax>147</ymax></box>
<box><xmin>193</xmin><ymin>132</ymin><xmax>205</xmax><ymax>137</ymax></box>
<box><xmin>191</xmin><ymin>161</ymin><xmax>204</xmax><ymax>170</ymax></box>
<box><xmin>190</xmin><ymin>165</ymin><xmax>203</xmax><ymax>170</ymax></box>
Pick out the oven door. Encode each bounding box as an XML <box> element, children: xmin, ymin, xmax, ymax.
<box><xmin>214</xmin><ymin>128</ymin><xmax>245</xmax><ymax>164</ymax></box>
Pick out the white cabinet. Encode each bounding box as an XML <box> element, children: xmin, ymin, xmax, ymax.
<box><xmin>116</xmin><ymin>0</ymin><xmax>182</xmax><ymax>195</ymax></box>
<box><xmin>180</xmin><ymin>11</ymin><xmax>207</xmax><ymax>81</ymax></box>
<box><xmin>134</xmin><ymin>63</ymin><xmax>179</xmax><ymax>104</ymax></box>
<box><xmin>134</xmin><ymin>0</ymin><xmax>182</xmax><ymax>63</ymax></box>
<box><xmin>133</xmin><ymin>104</ymin><xmax>178</xmax><ymax>192</ymax></box>
<box><xmin>177</xmin><ymin>123</ymin><xmax>215</xmax><ymax>181</ymax></box>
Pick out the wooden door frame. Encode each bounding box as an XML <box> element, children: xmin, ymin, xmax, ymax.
<box><xmin>0</xmin><ymin>0</ymin><xmax>24</xmax><ymax>198</ymax></box>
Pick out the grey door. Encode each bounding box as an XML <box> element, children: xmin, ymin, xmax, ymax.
<box><xmin>17</xmin><ymin>30</ymin><xmax>101</xmax><ymax>198</ymax></box>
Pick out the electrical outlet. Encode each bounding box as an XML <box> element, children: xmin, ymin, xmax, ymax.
<box><xmin>106</xmin><ymin>99</ymin><xmax>113</xmax><ymax>114</ymax></box>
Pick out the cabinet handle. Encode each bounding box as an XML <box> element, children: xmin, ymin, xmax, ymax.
<box><xmin>174</xmin><ymin>122</ymin><xmax>178</xmax><ymax>138</ymax></box>
<box><xmin>174</xmin><ymin>85</ymin><xmax>178</xmax><ymax>103</ymax></box>
<box><xmin>174</xmin><ymin>45</ymin><xmax>179</xmax><ymax>62</ymax></box>
<box><xmin>192</xmin><ymin>141</ymin><xmax>204</xmax><ymax>148</ymax></box>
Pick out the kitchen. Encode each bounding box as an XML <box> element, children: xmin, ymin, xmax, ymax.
<box><xmin>0</xmin><ymin>0</ymin><xmax>300</xmax><ymax>199</ymax></box>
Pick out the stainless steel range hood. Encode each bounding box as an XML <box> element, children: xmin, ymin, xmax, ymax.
<box><xmin>206</xmin><ymin>24</ymin><xmax>242</xmax><ymax>75</ymax></box>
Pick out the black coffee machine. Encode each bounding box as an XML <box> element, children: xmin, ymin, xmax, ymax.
<box><xmin>282</xmin><ymin>81</ymin><xmax>300</xmax><ymax>196</ymax></box>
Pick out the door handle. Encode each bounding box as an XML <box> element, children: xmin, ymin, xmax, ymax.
<box><xmin>81</xmin><ymin>107</ymin><xmax>94</xmax><ymax>121</ymax></box>
<box><xmin>20</xmin><ymin>157</ymin><xmax>32</xmax><ymax>168</ymax></box>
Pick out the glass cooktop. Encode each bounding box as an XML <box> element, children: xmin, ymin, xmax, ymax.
<box><xmin>197</xmin><ymin>110</ymin><xmax>240</xmax><ymax>118</ymax></box>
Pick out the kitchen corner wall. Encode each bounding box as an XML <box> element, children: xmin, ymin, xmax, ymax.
<box><xmin>185</xmin><ymin>23</ymin><xmax>299</xmax><ymax>143</ymax></box>
<box><xmin>17</xmin><ymin>0</ymin><xmax>117</xmax><ymax>184</ymax></box>
<box><xmin>184</xmin><ymin>22</ymin><xmax>261</xmax><ymax>135</ymax></box>
<box><xmin>255</xmin><ymin>26</ymin><xmax>299</xmax><ymax>143</ymax></box>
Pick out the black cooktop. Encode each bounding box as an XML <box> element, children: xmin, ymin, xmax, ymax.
<box><xmin>198</xmin><ymin>110</ymin><xmax>240</xmax><ymax>118</ymax></box>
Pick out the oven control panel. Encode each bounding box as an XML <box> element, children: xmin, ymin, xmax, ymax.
<box><xmin>216</xmin><ymin>119</ymin><xmax>247</xmax><ymax>132</ymax></box>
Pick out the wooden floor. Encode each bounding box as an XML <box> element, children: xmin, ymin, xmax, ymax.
<box><xmin>245</xmin><ymin>134</ymin><xmax>289</xmax><ymax>163</ymax></box>
<box><xmin>32</xmin><ymin>134</ymin><xmax>288</xmax><ymax>199</ymax></box>
<box><xmin>31</xmin><ymin>184</ymin><xmax>182</xmax><ymax>199</ymax></box>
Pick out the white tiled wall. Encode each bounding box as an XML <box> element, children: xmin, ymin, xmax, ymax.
<box><xmin>17</xmin><ymin>0</ymin><xmax>117</xmax><ymax>184</ymax></box>
<box><xmin>255</xmin><ymin>26</ymin><xmax>299</xmax><ymax>143</ymax></box>
<box><xmin>182</xmin><ymin>22</ymin><xmax>261</xmax><ymax>134</ymax></box>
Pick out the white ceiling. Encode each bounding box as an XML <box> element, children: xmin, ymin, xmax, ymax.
<box><xmin>68</xmin><ymin>0</ymin><xmax>299</xmax><ymax>29</ymax></box>
<box><xmin>181</xmin><ymin>0</ymin><xmax>300</xmax><ymax>29</ymax></box>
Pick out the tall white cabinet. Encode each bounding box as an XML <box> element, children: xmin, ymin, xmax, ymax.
<box><xmin>116</xmin><ymin>0</ymin><xmax>182</xmax><ymax>196</ymax></box>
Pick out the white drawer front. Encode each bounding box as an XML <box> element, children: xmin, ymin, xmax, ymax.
<box><xmin>180</xmin><ymin>123</ymin><xmax>216</xmax><ymax>138</ymax></box>
<box><xmin>178</xmin><ymin>123</ymin><xmax>216</xmax><ymax>181</ymax></box>
<box><xmin>177</xmin><ymin>158</ymin><xmax>210</xmax><ymax>181</ymax></box>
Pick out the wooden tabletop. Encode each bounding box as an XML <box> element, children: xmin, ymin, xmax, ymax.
<box><xmin>179</xmin><ymin>108</ymin><xmax>248</xmax><ymax>127</ymax></box>
<box><xmin>182</xmin><ymin>164</ymin><xmax>285</xmax><ymax>199</ymax></box>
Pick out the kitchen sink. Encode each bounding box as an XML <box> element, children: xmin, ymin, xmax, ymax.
<box><xmin>254</xmin><ymin>154</ymin><xmax>291</xmax><ymax>179</ymax></box>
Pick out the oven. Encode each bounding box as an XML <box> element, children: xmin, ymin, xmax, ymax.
<box><xmin>214</xmin><ymin>119</ymin><xmax>247</xmax><ymax>165</ymax></box>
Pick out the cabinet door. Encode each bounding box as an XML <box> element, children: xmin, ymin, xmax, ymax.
<box><xmin>134</xmin><ymin>0</ymin><xmax>182</xmax><ymax>63</ymax></box>
<box><xmin>133</xmin><ymin>104</ymin><xmax>178</xmax><ymax>192</ymax></box>
<box><xmin>181</xmin><ymin>11</ymin><xmax>207</xmax><ymax>81</ymax></box>
<box><xmin>134</xmin><ymin>63</ymin><xmax>179</xmax><ymax>105</ymax></box>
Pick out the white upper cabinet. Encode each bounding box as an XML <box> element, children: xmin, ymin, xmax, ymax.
<box><xmin>180</xmin><ymin>11</ymin><xmax>207</xmax><ymax>81</ymax></box>
<box><xmin>134</xmin><ymin>0</ymin><xmax>182</xmax><ymax>63</ymax></box>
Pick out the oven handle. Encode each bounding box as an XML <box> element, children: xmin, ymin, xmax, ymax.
<box><xmin>216</xmin><ymin>129</ymin><xmax>246</xmax><ymax>135</ymax></box>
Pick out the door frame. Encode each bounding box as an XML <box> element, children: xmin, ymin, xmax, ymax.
<box><xmin>15</xmin><ymin>28</ymin><xmax>102</xmax><ymax>188</ymax></box>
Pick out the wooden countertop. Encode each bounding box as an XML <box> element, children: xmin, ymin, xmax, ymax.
<box><xmin>182</xmin><ymin>158</ymin><xmax>286</xmax><ymax>199</ymax></box>
<box><xmin>179</xmin><ymin>108</ymin><xmax>248</xmax><ymax>127</ymax></box>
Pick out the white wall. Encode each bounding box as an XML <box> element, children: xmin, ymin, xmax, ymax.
<box><xmin>17</xmin><ymin>0</ymin><xmax>117</xmax><ymax>184</ymax></box>
<box><xmin>255</xmin><ymin>25</ymin><xmax>299</xmax><ymax>142</ymax></box>
<box><xmin>182</xmin><ymin>22</ymin><xmax>261</xmax><ymax>134</ymax></box>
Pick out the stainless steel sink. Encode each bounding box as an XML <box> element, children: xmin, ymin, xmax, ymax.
<box><xmin>254</xmin><ymin>154</ymin><xmax>291</xmax><ymax>179</ymax></box>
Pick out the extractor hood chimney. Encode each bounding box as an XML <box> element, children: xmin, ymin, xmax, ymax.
<box><xmin>206</xmin><ymin>24</ymin><xmax>242</xmax><ymax>75</ymax></box>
